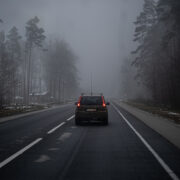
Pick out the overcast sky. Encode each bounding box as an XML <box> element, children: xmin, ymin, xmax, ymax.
<box><xmin>0</xmin><ymin>0</ymin><xmax>144</xmax><ymax>97</ymax></box>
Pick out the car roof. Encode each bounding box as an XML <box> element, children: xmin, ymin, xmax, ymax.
<box><xmin>80</xmin><ymin>93</ymin><xmax>103</xmax><ymax>96</ymax></box>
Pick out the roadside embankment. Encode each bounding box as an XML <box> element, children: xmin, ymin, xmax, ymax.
<box><xmin>0</xmin><ymin>103</ymin><xmax>73</xmax><ymax>124</ymax></box>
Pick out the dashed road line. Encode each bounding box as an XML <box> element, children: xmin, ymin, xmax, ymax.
<box><xmin>47</xmin><ymin>122</ymin><xmax>66</xmax><ymax>134</ymax></box>
<box><xmin>112</xmin><ymin>103</ymin><xmax>179</xmax><ymax>180</ymax></box>
<box><xmin>0</xmin><ymin>138</ymin><xmax>42</xmax><ymax>169</ymax></box>
<box><xmin>66</xmin><ymin>115</ymin><xmax>75</xmax><ymax>121</ymax></box>
<box><xmin>0</xmin><ymin>114</ymin><xmax>75</xmax><ymax>169</ymax></box>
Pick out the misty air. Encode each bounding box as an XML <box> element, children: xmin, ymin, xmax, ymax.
<box><xmin>0</xmin><ymin>0</ymin><xmax>180</xmax><ymax>180</ymax></box>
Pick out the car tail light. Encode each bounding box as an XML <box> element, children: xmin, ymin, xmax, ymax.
<box><xmin>102</xmin><ymin>96</ymin><xmax>106</xmax><ymax>107</ymax></box>
<box><xmin>77</xmin><ymin>96</ymin><xmax>82</xmax><ymax>107</ymax></box>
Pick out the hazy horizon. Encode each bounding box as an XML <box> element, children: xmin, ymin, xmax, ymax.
<box><xmin>0</xmin><ymin>0</ymin><xmax>143</xmax><ymax>97</ymax></box>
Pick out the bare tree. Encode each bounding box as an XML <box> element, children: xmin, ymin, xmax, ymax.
<box><xmin>44</xmin><ymin>39</ymin><xmax>78</xmax><ymax>103</ymax></box>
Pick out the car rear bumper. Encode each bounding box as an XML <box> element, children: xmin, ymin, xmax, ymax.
<box><xmin>75</xmin><ymin>111</ymin><xmax>108</xmax><ymax>121</ymax></box>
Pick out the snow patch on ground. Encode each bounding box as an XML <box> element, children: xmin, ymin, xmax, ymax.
<box><xmin>168</xmin><ymin>112</ymin><xmax>180</xmax><ymax>116</ymax></box>
<box><xmin>35</xmin><ymin>155</ymin><xmax>51</xmax><ymax>163</ymax></box>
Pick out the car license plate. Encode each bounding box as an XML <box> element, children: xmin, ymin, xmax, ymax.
<box><xmin>86</xmin><ymin>109</ymin><xmax>96</xmax><ymax>112</ymax></box>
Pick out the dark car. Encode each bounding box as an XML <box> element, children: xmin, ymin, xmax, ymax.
<box><xmin>75</xmin><ymin>94</ymin><xmax>110</xmax><ymax>125</ymax></box>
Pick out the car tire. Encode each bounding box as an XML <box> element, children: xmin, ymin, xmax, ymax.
<box><xmin>75</xmin><ymin>117</ymin><xmax>81</xmax><ymax>125</ymax></box>
<box><xmin>103</xmin><ymin>118</ymin><xmax>108</xmax><ymax>125</ymax></box>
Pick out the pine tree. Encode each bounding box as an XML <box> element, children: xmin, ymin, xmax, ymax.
<box><xmin>0</xmin><ymin>31</ymin><xmax>11</xmax><ymax>106</ymax></box>
<box><xmin>6</xmin><ymin>26</ymin><xmax>22</xmax><ymax>103</ymax></box>
<box><xmin>157</xmin><ymin>0</ymin><xmax>180</xmax><ymax>107</ymax></box>
<box><xmin>25</xmin><ymin>16</ymin><xmax>46</xmax><ymax>104</ymax></box>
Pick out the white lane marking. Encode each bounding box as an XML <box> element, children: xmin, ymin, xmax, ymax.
<box><xmin>66</xmin><ymin>115</ymin><xmax>75</xmax><ymax>121</ymax></box>
<box><xmin>0</xmin><ymin>138</ymin><xmax>42</xmax><ymax>169</ymax></box>
<box><xmin>47</xmin><ymin>122</ymin><xmax>66</xmax><ymax>134</ymax></box>
<box><xmin>112</xmin><ymin>103</ymin><xmax>180</xmax><ymax>180</ymax></box>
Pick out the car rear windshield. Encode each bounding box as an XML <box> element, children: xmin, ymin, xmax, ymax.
<box><xmin>80</xmin><ymin>96</ymin><xmax>103</xmax><ymax>105</ymax></box>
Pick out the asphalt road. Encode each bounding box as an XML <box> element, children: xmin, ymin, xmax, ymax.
<box><xmin>0</xmin><ymin>102</ymin><xmax>180</xmax><ymax>180</ymax></box>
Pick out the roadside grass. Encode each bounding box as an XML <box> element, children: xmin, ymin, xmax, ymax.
<box><xmin>0</xmin><ymin>101</ymin><xmax>73</xmax><ymax>118</ymax></box>
<box><xmin>125</xmin><ymin>101</ymin><xmax>180</xmax><ymax>124</ymax></box>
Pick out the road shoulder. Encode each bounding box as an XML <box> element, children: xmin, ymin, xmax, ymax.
<box><xmin>0</xmin><ymin>104</ymin><xmax>72</xmax><ymax>124</ymax></box>
<box><xmin>114</xmin><ymin>100</ymin><xmax>180</xmax><ymax>149</ymax></box>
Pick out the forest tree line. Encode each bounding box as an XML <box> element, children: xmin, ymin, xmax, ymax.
<box><xmin>0</xmin><ymin>16</ymin><xmax>79</xmax><ymax>108</ymax></box>
<box><xmin>120</xmin><ymin>0</ymin><xmax>180</xmax><ymax>108</ymax></box>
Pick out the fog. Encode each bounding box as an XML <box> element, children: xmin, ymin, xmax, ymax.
<box><xmin>0</xmin><ymin>0</ymin><xmax>143</xmax><ymax>97</ymax></box>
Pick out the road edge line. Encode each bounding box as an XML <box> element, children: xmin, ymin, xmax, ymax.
<box><xmin>112</xmin><ymin>103</ymin><xmax>179</xmax><ymax>180</ymax></box>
